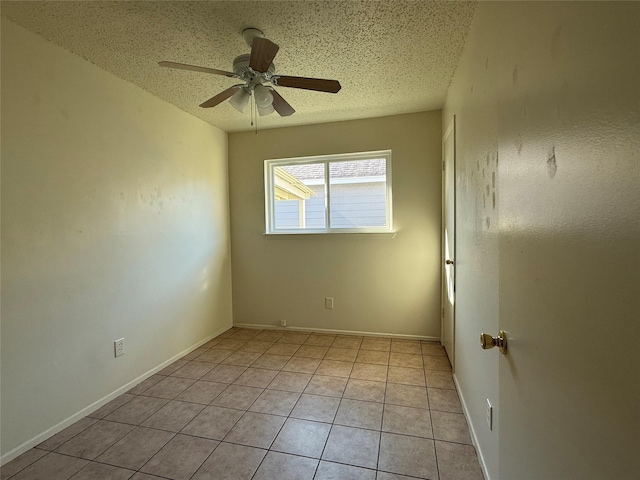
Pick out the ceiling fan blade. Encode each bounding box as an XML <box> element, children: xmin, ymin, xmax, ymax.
<box><xmin>249</xmin><ymin>37</ymin><xmax>279</xmax><ymax>73</ymax></box>
<box><xmin>159</xmin><ymin>61</ymin><xmax>237</xmax><ymax>78</ymax></box>
<box><xmin>273</xmin><ymin>75</ymin><xmax>341</xmax><ymax>93</ymax></box>
<box><xmin>199</xmin><ymin>85</ymin><xmax>243</xmax><ymax>108</ymax></box>
<box><xmin>270</xmin><ymin>90</ymin><xmax>295</xmax><ymax>117</ymax></box>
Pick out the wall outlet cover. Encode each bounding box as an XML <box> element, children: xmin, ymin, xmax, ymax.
<box><xmin>114</xmin><ymin>338</ymin><xmax>125</xmax><ymax>357</ymax></box>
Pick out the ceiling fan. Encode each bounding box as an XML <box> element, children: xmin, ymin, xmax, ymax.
<box><xmin>159</xmin><ymin>28</ymin><xmax>341</xmax><ymax>118</ymax></box>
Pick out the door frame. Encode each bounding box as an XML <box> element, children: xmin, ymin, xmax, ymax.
<box><xmin>441</xmin><ymin>116</ymin><xmax>456</xmax><ymax>367</ymax></box>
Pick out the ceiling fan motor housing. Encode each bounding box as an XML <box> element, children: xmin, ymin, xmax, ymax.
<box><xmin>233</xmin><ymin>54</ymin><xmax>275</xmax><ymax>87</ymax></box>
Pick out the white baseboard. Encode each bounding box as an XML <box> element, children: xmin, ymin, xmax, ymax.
<box><xmin>233</xmin><ymin>322</ymin><xmax>439</xmax><ymax>342</ymax></box>
<box><xmin>0</xmin><ymin>324</ymin><xmax>232</xmax><ymax>466</ymax></box>
<box><xmin>453</xmin><ymin>373</ymin><xmax>492</xmax><ymax>480</ymax></box>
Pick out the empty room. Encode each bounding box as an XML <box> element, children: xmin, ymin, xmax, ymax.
<box><xmin>1</xmin><ymin>1</ymin><xmax>638</xmax><ymax>480</ymax></box>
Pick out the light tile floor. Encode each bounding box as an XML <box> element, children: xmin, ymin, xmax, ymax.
<box><xmin>1</xmin><ymin>328</ymin><xmax>484</xmax><ymax>480</ymax></box>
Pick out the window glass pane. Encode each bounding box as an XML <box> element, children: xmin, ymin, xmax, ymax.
<box><xmin>265</xmin><ymin>151</ymin><xmax>392</xmax><ymax>234</ymax></box>
<box><xmin>329</xmin><ymin>159</ymin><xmax>387</xmax><ymax>228</ymax></box>
<box><xmin>273</xmin><ymin>163</ymin><xmax>326</xmax><ymax>229</ymax></box>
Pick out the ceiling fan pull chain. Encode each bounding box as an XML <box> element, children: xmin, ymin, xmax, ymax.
<box><xmin>250</xmin><ymin>91</ymin><xmax>254</xmax><ymax>127</ymax></box>
<box><xmin>252</xmin><ymin>92</ymin><xmax>259</xmax><ymax>134</ymax></box>
<box><xmin>255</xmin><ymin>99</ymin><xmax>259</xmax><ymax>135</ymax></box>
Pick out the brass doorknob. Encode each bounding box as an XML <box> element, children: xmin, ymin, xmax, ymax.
<box><xmin>480</xmin><ymin>331</ymin><xmax>507</xmax><ymax>354</ymax></box>
<box><xmin>445</xmin><ymin>259</ymin><xmax>454</xmax><ymax>265</ymax></box>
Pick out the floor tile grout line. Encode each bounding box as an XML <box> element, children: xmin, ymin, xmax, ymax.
<box><xmin>313</xmin><ymin>344</ymin><xmax>351</xmax><ymax>473</ymax></box>
<box><xmin>136</xmin><ymin>381</ymin><xmax>455</xmax><ymax>413</ymax></box>
<box><xmin>376</xmin><ymin>388</ymin><xmax>386</xmax><ymax>473</ymax></box>
<box><xmin>171</xmin><ymin>404</ymin><xmax>256</xmax><ymax>480</ymax></box>
<box><xmin>172</xmin><ymin>351</ymin><xmax>413</xmax><ymax>378</ymax></box>
<box><xmin>91</xmin><ymin>422</ymin><xmax>177</xmax><ymax>473</ymax></box>
<box><xmin>312</xmin><ymin>421</ymin><xmax>337</xmax><ymax>479</ymax></box>
<box><xmin>33</xmin><ymin>417</ymin><xmax>101</xmax><ymax>454</ymax></box>
<box><xmin>424</xmin><ymin>363</ymin><xmax>441</xmax><ymax>480</ymax></box>
<box><xmin>77</xmin><ymin>459</ymin><xmax>142</xmax><ymax>480</ymax></box>
<box><xmin>246</xmin><ymin>392</ymin><xmax>299</xmax><ymax>480</ymax></box>
<box><xmin>2</xmin><ymin>450</ymin><xmax>53</xmax><ymax>480</ymax></box>
<box><xmin>314</xmin><ymin>456</ymin><xmax>382</xmax><ymax>475</ymax></box>
<box><xmin>131</xmin><ymin>413</ymin><xmax>472</xmax><ymax>447</ymax></box>
<box><xmin>51</xmin><ymin>419</ymin><xmax>140</xmax><ymax>461</ymax></box>
<box><xmin>86</xmin><ymin>443</ymin><xmax>177</xmax><ymax>479</ymax></box>
<box><xmin>377</xmin><ymin>466</ymin><xmax>430</xmax><ymax>480</ymax></box>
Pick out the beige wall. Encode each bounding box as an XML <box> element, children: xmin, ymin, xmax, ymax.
<box><xmin>444</xmin><ymin>2</ymin><xmax>639</xmax><ymax>479</ymax></box>
<box><xmin>228</xmin><ymin>112</ymin><xmax>441</xmax><ymax>338</ymax></box>
<box><xmin>1</xmin><ymin>19</ymin><xmax>233</xmax><ymax>460</ymax></box>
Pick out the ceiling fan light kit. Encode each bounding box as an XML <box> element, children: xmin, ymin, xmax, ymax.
<box><xmin>253</xmin><ymin>84</ymin><xmax>274</xmax><ymax>109</ymax></box>
<box><xmin>257</xmin><ymin>104</ymin><xmax>275</xmax><ymax>117</ymax></box>
<box><xmin>159</xmin><ymin>27</ymin><xmax>341</xmax><ymax>123</ymax></box>
<box><xmin>228</xmin><ymin>87</ymin><xmax>251</xmax><ymax>113</ymax></box>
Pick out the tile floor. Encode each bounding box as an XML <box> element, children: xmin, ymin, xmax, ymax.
<box><xmin>1</xmin><ymin>328</ymin><xmax>484</xmax><ymax>480</ymax></box>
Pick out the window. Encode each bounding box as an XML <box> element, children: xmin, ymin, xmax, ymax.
<box><xmin>264</xmin><ymin>150</ymin><xmax>392</xmax><ymax>234</ymax></box>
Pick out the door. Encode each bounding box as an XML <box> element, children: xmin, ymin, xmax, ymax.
<box><xmin>442</xmin><ymin>117</ymin><xmax>456</xmax><ymax>364</ymax></box>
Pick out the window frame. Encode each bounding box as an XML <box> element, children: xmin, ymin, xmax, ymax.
<box><xmin>264</xmin><ymin>150</ymin><xmax>393</xmax><ymax>234</ymax></box>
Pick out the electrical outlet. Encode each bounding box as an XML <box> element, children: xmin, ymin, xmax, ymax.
<box><xmin>114</xmin><ymin>338</ymin><xmax>125</xmax><ymax>357</ymax></box>
<box><xmin>486</xmin><ymin>399</ymin><xmax>493</xmax><ymax>430</ymax></box>
<box><xmin>280</xmin><ymin>319</ymin><xmax>287</xmax><ymax>327</ymax></box>
<box><xmin>325</xmin><ymin>297</ymin><xmax>334</xmax><ymax>309</ymax></box>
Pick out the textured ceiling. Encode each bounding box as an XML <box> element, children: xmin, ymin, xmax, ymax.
<box><xmin>1</xmin><ymin>1</ymin><xmax>476</xmax><ymax>132</ymax></box>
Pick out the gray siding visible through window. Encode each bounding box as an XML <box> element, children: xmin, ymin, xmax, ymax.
<box><xmin>275</xmin><ymin>185</ymin><xmax>325</xmax><ymax>228</ymax></box>
<box><xmin>274</xmin><ymin>182</ymin><xmax>387</xmax><ymax>229</ymax></box>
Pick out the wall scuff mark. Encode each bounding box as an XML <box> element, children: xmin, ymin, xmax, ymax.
<box><xmin>547</xmin><ymin>147</ymin><xmax>557</xmax><ymax>179</ymax></box>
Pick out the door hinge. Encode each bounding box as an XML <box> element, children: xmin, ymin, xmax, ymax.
<box><xmin>442</xmin><ymin>161</ymin><xmax>445</xmax><ymax>171</ymax></box>
<box><xmin>442</xmin><ymin>307</ymin><xmax>445</xmax><ymax>318</ymax></box>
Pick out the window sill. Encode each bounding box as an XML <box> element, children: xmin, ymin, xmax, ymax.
<box><xmin>263</xmin><ymin>230</ymin><xmax>397</xmax><ymax>236</ymax></box>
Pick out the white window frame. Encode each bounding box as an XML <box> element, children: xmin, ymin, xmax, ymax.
<box><xmin>264</xmin><ymin>150</ymin><xmax>393</xmax><ymax>234</ymax></box>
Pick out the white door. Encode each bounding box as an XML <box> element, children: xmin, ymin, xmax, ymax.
<box><xmin>442</xmin><ymin>117</ymin><xmax>456</xmax><ymax>364</ymax></box>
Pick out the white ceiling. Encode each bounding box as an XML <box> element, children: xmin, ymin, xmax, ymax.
<box><xmin>1</xmin><ymin>1</ymin><xmax>476</xmax><ymax>132</ymax></box>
